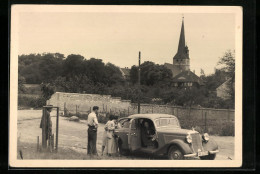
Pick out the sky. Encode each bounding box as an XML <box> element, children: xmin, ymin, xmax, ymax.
<box><xmin>17</xmin><ymin>8</ymin><xmax>236</xmax><ymax>75</ymax></box>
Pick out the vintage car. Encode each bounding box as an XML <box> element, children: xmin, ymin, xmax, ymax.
<box><xmin>114</xmin><ymin>114</ymin><xmax>219</xmax><ymax>160</ymax></box>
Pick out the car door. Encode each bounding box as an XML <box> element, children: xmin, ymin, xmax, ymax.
<box><xmin>128</xmin><ymin>118</ymin><xmax>141</xmax><ymax>151</ymax></box>
<box><xmin>115</xmin><ymin>118</ymin><xmax>130</xmax><ymax>150</ymax></box>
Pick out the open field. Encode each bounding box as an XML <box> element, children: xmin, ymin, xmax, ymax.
<box><xmin>17</xmin><ymin>110</ymin><xmax>234</xmax><ymax>160</ymax></box>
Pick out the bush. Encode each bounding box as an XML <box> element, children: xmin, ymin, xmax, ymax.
<box><xmin>18</xmin><ymin>95</ymin><xmax>46</xmax><ymax>108</ymax></box>
<box><xmin>178</xmin><ymin>118</ymin><xmax>234</xmax><ymax>136</ymax></box>
<box><xmin>220</xmin><ymin>121</ymin><xmax>234</xmax><ymax>136</ymax></box>
<box><xmin>97</xmin><ymin>113</ymin><xmax>109</xmax><ymax>124</ymax></box>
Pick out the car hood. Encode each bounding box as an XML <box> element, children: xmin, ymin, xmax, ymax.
<box><xmin>156</xmin><ymin>127</ymin><xmax>198</xmax><ymax>135</ymax></box>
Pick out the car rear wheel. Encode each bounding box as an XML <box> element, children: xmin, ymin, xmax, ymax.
<box><xmin>199</xmin><ymin>154</ymin><xmax>216</xmax><ymax>160</ymax></box>
<box><xmin>168</xmin><ymin>146</ymin><xmax>184</xmax><ymax>160</ymax></box>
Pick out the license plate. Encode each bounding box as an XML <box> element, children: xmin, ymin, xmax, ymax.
<box><xmin>198</xmin><ymin>151</ymin><xmax>208</xmax><ymax>156</ymax></box>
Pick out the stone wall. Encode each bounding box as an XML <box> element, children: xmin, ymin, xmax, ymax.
<box><xmin>47</xmin><ymin>92</ymin><xmax>234</xmax><ymax>121</ymax></box>
<box><xmin>47</xmin><ymin>92</ymin><xmax>132</xmax><ymax>114</ymax></box>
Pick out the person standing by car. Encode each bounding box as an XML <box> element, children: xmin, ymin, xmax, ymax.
<box><xmin>101</xmin><ymin>119</ymin><xmax>108</xmax><ymax>156</ymax></box>
<box><xmin>104</xmin><ymin>115</ymin><xmax>117</xmax><ymax>156</ymax></box>
<box><xmin>141</xmin><ymin>121</ymin><xmax>156</xmax><ymax>148</ymax></box>
<box><xmin>87</xmin><ymin>106</ymin><xmax>99</xmax><ymax>156</ymax></box>
<box><xmin>113</xmin><ymin>116</ymin><xmax>119</xmax><ymax>155</ymax></box>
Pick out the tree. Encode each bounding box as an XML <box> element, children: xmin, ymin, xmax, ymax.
<box><xmin>217</xmin><ymin>50</ymin><xmax>235</xmax><ymax>101</ymax></box>
<box><xmin>18</xmin><ymin>75</ymin><xmax>26</xmax><ymax>93</ymax></box>
<box><xmin>104</xmin><ymin>63</ymin><xmax>125</xmax><ymax>86</ymax></box>
<box><xmin>62</xmin><ymin>54</ymin><xmax>85</xmax><ymax>77</ymax></box>
<box><xmin>54</xmin><ymin>75</ymin><xmax>94</xmax><ymax>93</ymax></box>
<box><xmin>41</xmin><ymin>83</ymin><xmax>55</xmax><ymax>100</ymax></box>
<box><xmin>129</xmin><ymin>61</ymin><xmax>172</xmax><ymax>86</ymax></box>
<box><xmin>19</xmin><ymin>53</ymin><xmax>64</xmax><ymax>84</ymax></box>
<box><xmin>129</xmin><ymin>65</ymin><xmax>138</xmax><ymax>84</ymax></box>
<box><xmin>218</xmin><ymin>50</ymin><xmax>235</xmax><ymax>78</ymax></box>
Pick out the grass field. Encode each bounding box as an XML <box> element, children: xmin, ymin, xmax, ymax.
<box><xmin>17</xmin><ymin>110</ymin><xmax>234</xmax><ymax>160</ymax></box>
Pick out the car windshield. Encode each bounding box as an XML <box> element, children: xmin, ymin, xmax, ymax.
<box><xmin>154</xmin><ymin>118</ymin><xmax>180</xmax><ymax>128</ymax></box>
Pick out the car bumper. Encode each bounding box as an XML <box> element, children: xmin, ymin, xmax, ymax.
<box><xmin>209</xmin><ymin>150</ymin><xmax>219</xmax><ymax>154</ymax></box>
<box><xmin>184</xmin><ymin>150</ymin><xmax>219</xmax><ymax>157</ymax></box>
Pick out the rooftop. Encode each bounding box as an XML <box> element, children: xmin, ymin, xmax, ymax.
<box><xmin>172</xmin><ymin>70</ymin><xmax>204</xmax><ymax>85</ymax></box>
<box><xmin>128</xmin><ymin>114</ymin><xmax>177</xmax><ymax>120</ymax></box>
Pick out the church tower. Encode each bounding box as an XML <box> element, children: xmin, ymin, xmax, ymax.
<box><xmin>173</xmin><ymin>17</ymin><xmax>190</xmax><ymax>71</ymax></box>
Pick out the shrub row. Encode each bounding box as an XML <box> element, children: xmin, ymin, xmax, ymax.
<box><xmin>179</xmin><ymin>118</ymin><xmax>234</xmax><ymax>136</ymax></box>
<box><xmin>18</xmin><ymin>95</ymin><xmax>46</xmax><ymax>109</ymax></box>
<box><xmin>62</xmin><ymin>110</ymin><xmax>234</xmax><ymax>136</ymax></box>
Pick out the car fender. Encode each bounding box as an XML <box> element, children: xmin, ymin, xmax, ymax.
<box><xmin>165</xmin><ymin>139</ymin><xmax>193</xmax><ymax>155</ymax></box>
<box><xmin>202</xmin><ymin>138</ymin><xmax>218</xmax><ymax>151</ymax></box>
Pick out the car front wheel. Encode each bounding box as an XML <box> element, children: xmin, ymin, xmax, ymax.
<box><xmin>168</xmin><ymin>146</ymin><xmax>184</xmax><ymax>160</ymax></box>
<box><xmin>199</xmin><ymin>153</ymin><xmax>216</xmax><ymax>160</ymax></box>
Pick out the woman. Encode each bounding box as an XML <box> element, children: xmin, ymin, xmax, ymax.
<box><xmin>113</xmin><ymin>116</ymin><xmax>119</xmax><ymax>155</ymax></box>
<box><xmin>104</xmin><ymin>115</ymin><xmax>117</xmax><ymax>156</ymax></box>
<box><xmin>101</xmin><ymin>120</ymin><xmax>108</xmax><ymax>156</ymax></box>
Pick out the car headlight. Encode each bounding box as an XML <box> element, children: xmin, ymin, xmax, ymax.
<box><xmin>186</xmin><ymin>134</ymin><xmax>192</xmax><ymax>144</ymax></box>
<box><xmin>202</xmin><ymin>133</ymin><xmax>210</xmax><ymax>142</ymax></box>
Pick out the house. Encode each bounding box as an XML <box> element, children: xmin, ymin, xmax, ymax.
<box><xmin>164</xmin><ymin>17</ymin><xmax>203</xmax><ymax>87</ymax></box>
<box><xmin>120</xmin><ymin>67</ymin><xmax>130</xmax><ymax>80</ymax></box>
<box><xmin>172</xmin><ymin>70</ymin><xmax>204</xmax><ymax>87</ymax></box>
<box><xmin>216</xmin><ymin>78</ymin><xmax>234</xmax><ymax>100</ymax></box>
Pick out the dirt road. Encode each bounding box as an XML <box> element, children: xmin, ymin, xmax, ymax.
<box><xmin>17</xmin><ymin>110</ymin><xmax>234</xmax><ymax>160</ymax></box>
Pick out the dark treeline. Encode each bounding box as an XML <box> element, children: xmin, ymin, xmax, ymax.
<box><xmin>18</xmin><ymin>51</ymin><xmax>234</xmax><ymax>109</ymax></box>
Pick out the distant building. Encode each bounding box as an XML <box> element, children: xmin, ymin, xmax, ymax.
<box><xmin>216</xmin><ymin>78</ymin><xmax>234</xmax><ymax>100</ymax></box>
<box><xmin>172</xmin><ymin>70</ymin><xmax>204</xmax><ymax>87</ymax></box>
<box><xmin>120</xmin><ymin>67</ymin><xmax>130</xmax><ymax>80</ymax></box>
<box><xmin>164</xmin><ymin>17</ymin><xmax>203</xmax><ymax>87</ymax></box>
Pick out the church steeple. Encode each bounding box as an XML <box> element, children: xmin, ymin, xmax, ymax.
<box><xmin>172</xmin><ymin>16</ymin><xmax>190</xmax><ymax>72</ymax></box>
<box><xmin>173</xmin><ymin>17</ymin><xmax>189</xmax><ymax>60</ymax></box>
<box><xmin>177</xmin><ymin>17</ymin><xmax>186</xmax><ymax>54</ymax></box>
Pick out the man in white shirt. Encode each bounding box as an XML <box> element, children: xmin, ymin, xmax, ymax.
<box><xmin>87</xmin><ymin>106</ymin><xmax>99</xmax><ymax>155</ymax></box>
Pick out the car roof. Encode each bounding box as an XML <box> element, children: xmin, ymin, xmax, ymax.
<box><xmin>128</xmin><ymin>114</ymin><xmax>177</xmax><ymax>120</ymax></box>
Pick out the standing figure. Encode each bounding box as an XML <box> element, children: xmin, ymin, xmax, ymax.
<box><xmin>104</xmin><ymin>115</ymin><xmax>117</xmax><ymax>156</ymax></box>
<box><xmin>101</xmin><ymin>121</ymin><xmax>108</xmax><ymax>156</ymax></box>
<box><xmin>87</xmin><ymin>106</ymin><xmax>99</xmax><ymax>156</ymax></box>
<box><xmin>40</xmin><ymin>106</ymin><xmax>53</xmax><ymax>147</ymax></box>
<box><xmin>141</xmin><ymin>121</ymin><xmax>156</xmax><ymax>148</ymax></box>
<box><xmin>113</xmin><ymin>116</ymin><xmax>119</xmax><ymax>155</ymax></box>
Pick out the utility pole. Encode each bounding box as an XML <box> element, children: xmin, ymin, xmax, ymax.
<box><xmin>138</xmin><ymin>51</ymin><xmax>141</xmax><ymax>114</ymax></box>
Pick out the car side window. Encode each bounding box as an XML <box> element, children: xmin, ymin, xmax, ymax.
<box><xmin>119</xmin><ymin>118</ymin><xmax>130</xmax><ymax>128</ymax></box>
<box><xmin>130</xmin><ymin>119</ymin><xmax>137</xmax><ymax>129</ymax></box>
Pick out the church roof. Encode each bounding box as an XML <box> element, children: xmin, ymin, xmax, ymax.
<box><xmin>172</xmin><ymin>70</ymin><xmax>204</xmax><ymax>85</ymax></box>
<box><xmin>164</xmin><ymin>63</ymin><xmax>182</xmax><ymax>77</ymax></box>
<box><xmin>173</xmin><ymin>18</ymin><xmax>189</xmax><ymax>60</ymax></box>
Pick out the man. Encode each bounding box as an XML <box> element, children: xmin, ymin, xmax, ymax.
<box><xmin>141</xmin><ymin>121</ymin><xmax>156</xmax><ymax>148</ymax></box>
<box><xmin>40</xmin><ymin>105</ymin><xmax>53</xmax><ymax>148</ymax></box>
<box><xmin>87</xmin><ymin>106</ymin><xmax>99</xmax><ymax>155</ymax></box>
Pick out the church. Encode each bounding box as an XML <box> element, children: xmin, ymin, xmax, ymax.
<box><xmin>164</xmin><ymin>17</ymin><xmax>204</xmax><ymax>88</ymax></box>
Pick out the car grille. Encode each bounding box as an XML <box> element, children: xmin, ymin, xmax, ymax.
<box><xmin>191</xmin><ymin>133</ymin><xmax>203</xmax><ymax>153</ymax></box>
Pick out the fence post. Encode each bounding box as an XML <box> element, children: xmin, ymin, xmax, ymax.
<box><xmin>204</xmin><ymin>112</ymin><xmax>207</xmax><ymax>132</ymax></box>
<box><xmin>42</xmin><ymin>108</ymin><xmax>47</xmax><ymax>149</ymax></box>
<box><xmin>128</xmin><ymin>107</ymin><xmax>129</xmax><ymax>116</ymax></box>
<box><xmin>76</xmin><ymin>105</ymin><xmax>77</xmax><ymax>116</ymax></box>
<box><xmin>56</xmin><ymin>107</ymin><xmax>59</xmax><ymax>152</ymax></box>
<box><xmin>37</xmin><ymin>136</ymin><xmax>39</xmax><ymax>151</ymax></box>
<box><xmin>227</xmin><ymin>109</ymin><xmax>230</xmax><ymax>121</ymax></box>
<box><xmin>64</xmin><ymin>102</ymin><xmax>66</xmax><ymax>112</ymax></box>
